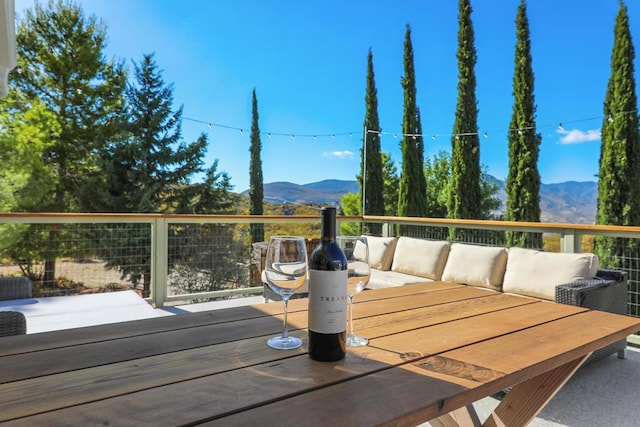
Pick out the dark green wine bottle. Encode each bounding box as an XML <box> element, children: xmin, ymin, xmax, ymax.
<box><xmin>308</xmin><ymin>207</ymin><xmax>347</xmax><ymax>361</ymax></box>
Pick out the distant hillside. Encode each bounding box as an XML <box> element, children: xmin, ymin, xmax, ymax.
<box><xmin>244</xmin><ymin>177</ymin><xmax>598</xmax><ymax>224</ymax></box>
<box><xmin>490</xmin><ymin>178</ymin><xmax>597</xmax><ymax>224</ymax></box>
<box><xmin>243</xmin><ymin>180</ymin><xmax>359</xmax><ymax>206</ymax></box>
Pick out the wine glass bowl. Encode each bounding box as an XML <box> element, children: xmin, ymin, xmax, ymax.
<box><xmin>264</xmin><ymin>236</ymin><xmax>308</xmax><ymax>350</ymax></box>
<box><xmin>336</xmin><ymin>236</ymin><xmax>370</xmax><ymax>347</ymax></box>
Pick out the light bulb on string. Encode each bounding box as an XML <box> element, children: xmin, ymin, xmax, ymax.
<box><xmin>431</xmin><ymin>134</ymin><xmax>436</xmax><ymax>140</ymax></box>
<box><xmin>208</xmin><ymin>123</ymin><xmax>212</xmax><ymax>129</ymax></box>
<box><xmin>239</xmin><ymin>129</ymin><xmax>244</xmax><ymax>135</ymax></box>
<box><xmin>393</xmin><ymin>133</ymin><xmax>398</xmax><ymax>138</ymax></box>
<box><xmin>608</xmin><ymin>115</ymin><xmax>614</xmax><ymax>123</ymax></box>
<box><xmin>557</xmin><ymin>123</ymin><xmax>564</xmax><ymax>131</ymax></box>
<box><xmin>483</xmin><ymin>132</ymin><xmax>488</xmax><ymax>138</ymax></box>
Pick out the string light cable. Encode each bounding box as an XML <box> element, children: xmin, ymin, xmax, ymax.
<box><xmin>182</xmin><ymin>109</ymin><xmax>637</xmax><ymax>143</ymax></box>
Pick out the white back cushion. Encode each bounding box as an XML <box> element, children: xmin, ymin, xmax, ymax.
<box><xmin>503</xmin><ymin>247</ymin><xmax>599</xmax><ymax>300</ymax></box>
<box><xmin>364</xmin><ymin>236</ymin><xmax>397</xmax><ymax>271</ymax></box>
<box><xmin>441</xmin><ymin>243</ymin><xmax>508</xmax><ymax>291</ymax></box>
<box><xmin>391</xmin><ymin>237</ymin><xmax>450</xmax><ymax>280</ymax></box>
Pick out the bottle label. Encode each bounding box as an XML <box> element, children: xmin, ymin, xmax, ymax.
<box><xmin>308</xmin><ymin>269</ymin><xmax>348</xmax><ymax>334</ymax></box>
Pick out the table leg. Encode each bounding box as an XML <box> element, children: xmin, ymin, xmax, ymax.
<box><xmin>482</xmin><ymin>353</ymin><xmax>590</xmax><ymax>427</ymax></box>
<box><xmin>429</xmin><ymin>405</ymin><xmax>481</xmax><ymax>427</ymax></box>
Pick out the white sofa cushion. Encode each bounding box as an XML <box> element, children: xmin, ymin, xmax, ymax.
<box><xmin>441</xmin><ymin>243</ymin><xmax>508</xmax><ymax>291</ymax></box>
<box><xmin>391</xmin><ymin>237</ymin><xmax>450</xmax><ymax>280</ymax></box>
<box><xmin>365</xmin><ymin>236</ymin><xmax>397</xmax><ymax>271</ymax></box>
<box><xmin>502</xmin><ymin>247</ymin><xmax>599</xmax><ymax>301</ymax></box>
<box><xmin>368</xmin><ymin>269</ymin><xmax>434</xmax><ymax>289</ymax></box>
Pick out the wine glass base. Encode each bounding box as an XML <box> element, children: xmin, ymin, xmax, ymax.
<box><xmin>267</xmin><ymin>335</ymin><xmax>302</xmax><ymax>350</ymax></box>
<box><xmin>346</xmin><ymin>333</ymin><xmax>368</xmax><ymax>347</ymax></box>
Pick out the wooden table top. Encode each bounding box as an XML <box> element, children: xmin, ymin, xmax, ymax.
<box><xmin>1</xmin><ymin>282</ymin><xmax>639</xmax><ymax>426</ymax></box>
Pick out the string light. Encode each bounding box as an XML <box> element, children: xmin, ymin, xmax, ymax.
<box><xmin>181</xmin><ymin>109</ymin><xmax>636</xmax><ymax>142</ymax></box>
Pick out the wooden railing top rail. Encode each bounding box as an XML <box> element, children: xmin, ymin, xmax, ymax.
<box><xmin>363</xmin><ymin>215</ymin><xmax>640</xmax><ymax>237</ymax></box>
<box><xmin>0</xmin><ymin>212</ymin><xmax>639</xmax><ymax>237</ymax></box>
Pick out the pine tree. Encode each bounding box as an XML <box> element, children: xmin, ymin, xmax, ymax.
<box><xmin>398</xmin><ymin>25</ymin><xmax>428</xmax><ymax>220</ymax></box>
<box><xmin>84</xmin><ymin>53</ymin><xmax>232</xmax><ymax>296</ymax></box>
<box><xmin>448</xmin><ymin>0</ymin><xmax>481</xmax><ymax>223</ymax></box>
<box><xmin>595</xmin><ymin>1</ymin><xmax>640</xmax><ymax>268</ymax></box>
<box><xmin>249</xmin><ymin>89</ymin><xmax>265</xmax><ymax>244</ymax></box>
<box><xmin>362</xmin><ymin>48</ymin><xmax>385</xmax><ymax>234</ymax></box>
<box><xmin>504</xmin><ymin>0</ymin><xmax>542</xmax><ymax>248</ymax></box>
<box><xmin>11</xmin><ymin>0</ymin><xmax>126</xmax><ymax>286</ymax></box>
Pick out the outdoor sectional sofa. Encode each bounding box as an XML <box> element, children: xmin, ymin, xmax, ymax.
<box><xmin>363</xmin><ymin>235</ymin><xmax>628</xmax><ymax>364</ymax></box>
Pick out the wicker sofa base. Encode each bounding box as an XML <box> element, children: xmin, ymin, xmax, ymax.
<box><xmin>556</xmin><ymin>269</ymin><xmax>628</xmax><ymax>364</ymax></box>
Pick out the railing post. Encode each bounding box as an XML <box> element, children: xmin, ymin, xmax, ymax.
<box><xmin>151</xmin><ymin>217</ymin><xmax>168</xmax><ymax>307</ymax></box>
<box><xmin>382</xmin><ymin>221</ymin><xmax>392</xmax><ymax>237</ymax></box>
<box><xmin>560</xmin><ymin>229</ymin><xmax>581</xmax><ymax>253</ymax></box>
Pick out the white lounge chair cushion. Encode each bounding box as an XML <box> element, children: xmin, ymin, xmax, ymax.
<box><xmin>503</xmin><ymin>247</ymin><xmax>599</xmax><ymax>301</ymax></box>
<box><xmin>391</xmin><ymin>237</ymin><xmax>450</xmax><ymax>280</ymax></box>
<box><xmin>441</xmin><ymin>243</ymin><xmax>508</xmax><ymax>291</ymax></box>
<box><xmin>365</xmin><ymin>236</ymin><xmax>397</xmax><ymax>271</ymax></box>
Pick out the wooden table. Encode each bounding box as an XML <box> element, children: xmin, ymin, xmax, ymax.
<box><xmin>0</xmin><ymin>282</ymin><xmax>638</xmax><ymax>426</ymax></box>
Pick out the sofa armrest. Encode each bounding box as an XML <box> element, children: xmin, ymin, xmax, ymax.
<box><xmin>0</xmin><ymin>311</ymin><xmax>27</xmax><ymax>336</ymax></box>
<box><xmin>555</xmin><ymin>269</ymin><xmax>628</xmax><ymax>364</ymax></box>
<box><xmin>555</xmin><ymin>269</ymin><xmax>627</xmax><ymax>313</ymax></box>
<box><xmin>0</xmin><ymin>276</ymin><xmax>33</xmax><ymax>301</ymax></box>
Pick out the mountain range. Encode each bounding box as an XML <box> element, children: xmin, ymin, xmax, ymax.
<box><xmin>244</xmin><ymin>177</ymin><xmax>597</xmax><ymax>224</ymax></box>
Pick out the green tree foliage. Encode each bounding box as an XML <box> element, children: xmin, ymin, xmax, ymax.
<box><xmin>504</xmin><ymin>0</ymin><xmax>542</xmax><ymax>248</ymax></box>
<box><xmin>397</xmin><ymin>25</ymin><xmax>428</xmax><ymax>219</ymax></box>
<box><xmin>448</xmin><ymin>0</ymin><xmax>482</xmax><ymax>222</ymax></box>
<box><xmin>425</xmin><ymin>151</ymin><xmax>451</xmax><ymax>219</ymax></box>
<box><xmin>339</xmin><ymin>192</ymin><xmax>361</xmax><ymax>236</ymax></box>
<box><xmin>362</xmin><ymin>49</ymin><xmax>385</xmax><ymax>221</ymax></box>
<box><xmin>595</xmin><ymin>1</ymin><xmax>640</xmax><ymax>269</ymax></box>
<box><xmin>382</xmin><ymin>152</ymin><xmax>400</xmax><ymax>217</ymax></box>
<box><xmin>13</xmin><ymin>0</ymin><xmax>126</xmax><ymax>212</ymax></box>
<box><xmin>82</xmin><ymin>53</ymin><xmax>233</xmax><ymax>297</ymax></box>
<box><xmin>83</xmin><ymin>53</ymin><xmax>231</xmax><ymax>214</ymax></box>
<box><xmin>425</xmin><ymin>150</ymin><xmax>501</xmax><ymax>220</ymax></box>
<box><xmin>341</xmin><ymin>152</ymin><xmax>399</xmax><ymax>235</ymax></box>
<box><xmin>0</xmin><ymin>94</ymin><xmax>58</xmax><ymax>212</ymax></box>
<box><xmin>249</xmin><ymin>88</ymin><xmax>265</xmax><ymax>244</ymax></box>
<box><xmin>10</xmin><ymin>0</ymin><xmax>127</xmax><ymax>286</ymax></box>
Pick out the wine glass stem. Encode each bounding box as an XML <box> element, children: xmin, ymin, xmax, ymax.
<box><xmin>348</xmin><ymin>294</ymin><xmax>354</xmax><ymax>335</ymax></box>
<box><xmin>281</xmin><ymin>297</ymin><xmax>290</xmax><ymax>339</ymax></box>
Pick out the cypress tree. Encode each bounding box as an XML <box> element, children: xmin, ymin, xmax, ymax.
<box><xmin>448</xmin><ymin>0</ymin><xmax>481</xmax><ymax>222</ymax></box>
<box><xmin>595</xmin><ymin>1</ymin><xmax>640</xmax><ymax>269</ymax></box>
<box><xmin>398</xmin><ymin>24</ymin><xmax>428</xmax><ymax>220</ymax></box>
<box><xmin>249</xmin><ymin>88</ymin><xmax>265</xmax><ymax>244</ymax></box>
<box><xmin>362</xmin><ymin>48</ymin><xmax>385</xmax><ymax>234</ymax></box>
<box><xmin>504</xmin><ymin>0</ymin><xmax>542</xmax><ymax>248</ymax></box>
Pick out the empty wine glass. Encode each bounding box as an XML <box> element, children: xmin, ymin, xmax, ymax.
<box><xmin>264</xmin><ymin>236</ymin><xmax>308</xmax><ymax>350</ymax></box>
<box><xmin>337</xmin><ymin>236</ymin><xmax>370</xmax><ymax>347</ymax></box>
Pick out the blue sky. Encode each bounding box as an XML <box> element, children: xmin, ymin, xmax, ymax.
<box><xmin>15</xmin><ymin>0</ymin><xmax>640</xmax><ymax>192</ymax></box>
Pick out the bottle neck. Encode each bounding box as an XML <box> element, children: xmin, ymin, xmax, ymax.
<box><xmin>321</xmin><ymin>208</ymin><xmax>336</xmax><ymax>242</ymax></box>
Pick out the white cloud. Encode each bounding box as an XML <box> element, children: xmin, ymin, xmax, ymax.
<box><xmin>556</xmin><ymin>128</ymin><xmax>601</xmax><ymax>144</ymax></box>
<box><xmin>323</xmin><ymin>150</ymin><xmax>354</xmax><ymax>158</ymax></box>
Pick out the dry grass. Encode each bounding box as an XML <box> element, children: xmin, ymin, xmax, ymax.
<box><xmin>0</xmin><ymin>259</ymin><xmax>135</xmax><ymax>295</ymax></box>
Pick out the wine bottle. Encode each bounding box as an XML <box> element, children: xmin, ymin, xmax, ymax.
<box><xmin>308</xmin><ymin>206</ymin><xmax>348</xmax><ymax>361</ymax></box>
